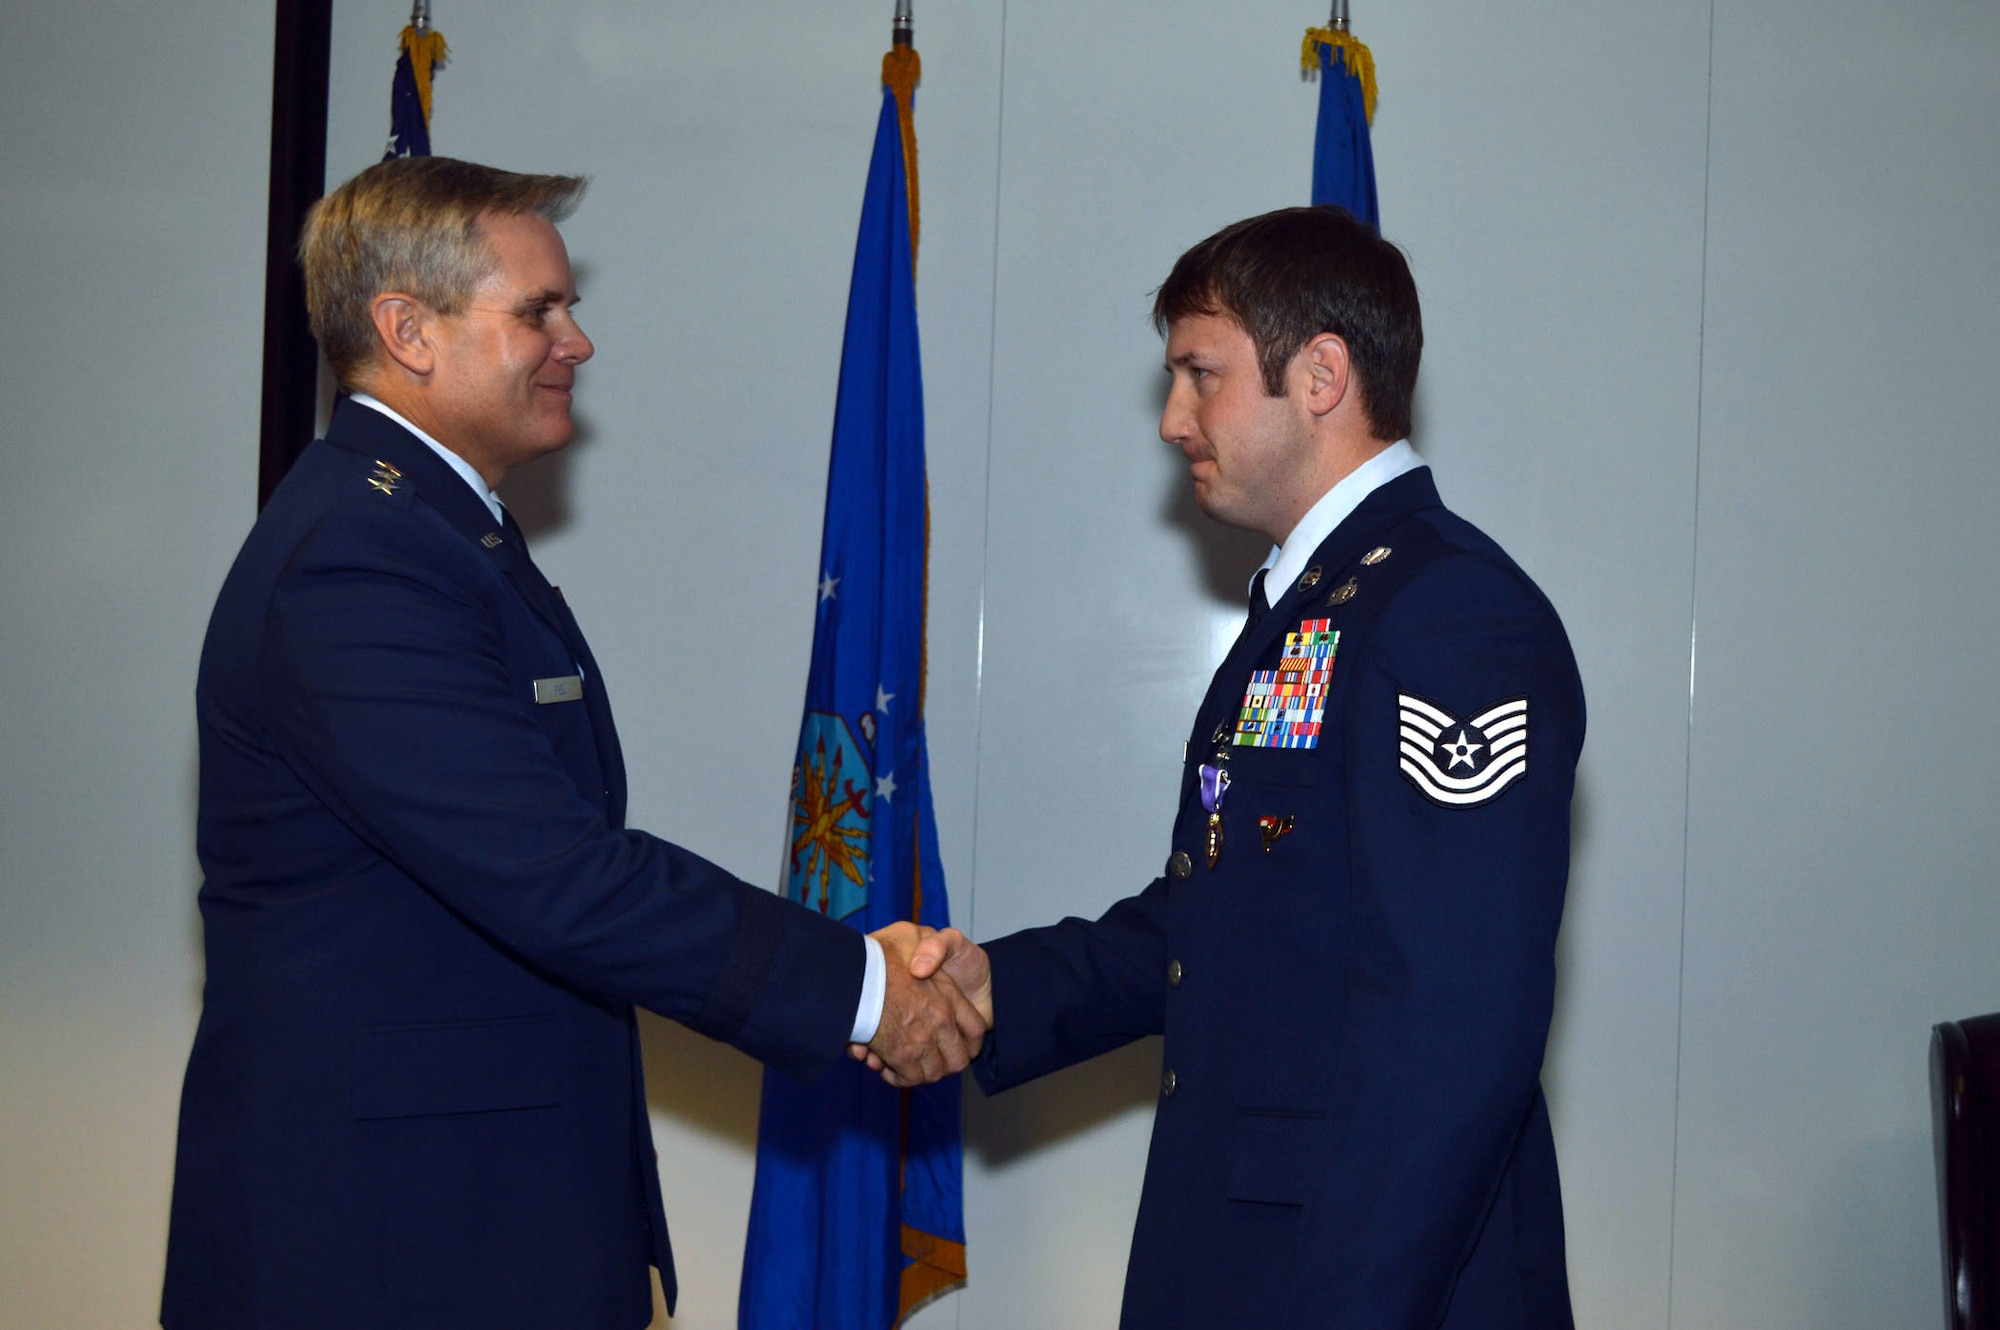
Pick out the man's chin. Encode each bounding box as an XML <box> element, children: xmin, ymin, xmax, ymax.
<box><xmin>1191</xmin><ymin>490</ymin><xmax>1271</xmax><ymax>540</ymax></box>
<box><xmin>538</xmin><ymin>408</ymin><xmax>578</xmax><ymax>449</ymax></box>
<box><xmin>1190</xmin><ymin>484</ymin><xmax>1240</xmax><ymax>527</ymax></box>
<box><xmin>503</xmin><ymin>430</ymin><xmax>577</xmax><ymax>473</ymax></box>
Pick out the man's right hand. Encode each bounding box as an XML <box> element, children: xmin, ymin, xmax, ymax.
<box><xmin>861</xmin><ymin>922</ymin><xmax>989</xmax><ymax>1088</ymax></box>
<box><xmin>907</xmin><ymin>928</ymin><xmax>991</xmax><ymax>1029</ymax></box>
<box><xmin>849</xmin><ymin>927</ymin><xmax>993</xmax><ymax>1087</ymax></box>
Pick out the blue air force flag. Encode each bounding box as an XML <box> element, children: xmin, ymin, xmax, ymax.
<box><xmin>740</xmin><ymin>44</ymin><xmax>966</xmax><ymax>1330</ymax></box>
<box><xmin>382</xmin><ymin>25</ymin><xmax>446</xmax><ymax>161</ymax></box>
<box><xmin>1304</xmin><ymin>26</ymin><xmax>1380</xmax><ymax>225</ymax></box>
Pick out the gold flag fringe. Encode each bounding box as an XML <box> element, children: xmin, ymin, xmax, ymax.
<box><xmin>1301</xmin><ymin>26</ymin><xmax>1376</xmax><ymax>123</ymax></box>
<box><xmin>881</xmin><ymin>45</ymin><xmax>921</xmax><ymax>259</ymax></box>
<box><xmin>898</xmin><ymin>1221</ymin><xmax>968</xmax><ymax>1323</ymax></box>
<box><xmin>399</xmin><ymin>25</ymin><xmax>450</xmax><ymax>128</ymax></box>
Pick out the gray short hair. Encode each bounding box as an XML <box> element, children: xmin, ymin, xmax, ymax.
<box><xmin>299</xmin><ymin>156</ymin><xmax>586</xmax><ymax>383</ymax></box>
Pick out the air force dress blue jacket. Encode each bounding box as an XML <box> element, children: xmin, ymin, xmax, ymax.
<box><xmin>162</xmin><ymin>401</ymin><xmax>864</xmax><ymax>1330</ymax></box>
<box><xmin>973</xmin><ymin>468</ymin><xmax>1585</xmax><ymax>1329</ymax></box>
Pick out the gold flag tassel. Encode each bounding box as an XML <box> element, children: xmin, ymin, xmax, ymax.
<box><xmin>899</xmin><ymin>1215</ymin><xmax>968</xmax><ymax>1322</ymax></box>
<box><xmin>881</xmin><ymin>44</ymin><xmax>922</xmax><ymax>260</ymax></box>
<box><xmin>1301</xmin><ymin>25</ymin><xmax>1376</xmax><ymax>123</ymax></box>
<box><xmin>399</xmin><ymin>24</ymin><xmax>451</xmax><ymax>129</ymax></box>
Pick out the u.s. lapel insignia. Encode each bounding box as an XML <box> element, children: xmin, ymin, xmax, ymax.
<box><xmin>1397</xmin><ymin>692</ymin><xmax>1529</xmax><ymax>807</ymax></box>
<box><xmin>481</xmin><ymin>532</ymin><xmax>503</xmax><ymax>549</ymax></box>
<box><xmin>1234</xmin><ymin>619</ymin><xmax>1339</xmax><ymax>748</ymax></box>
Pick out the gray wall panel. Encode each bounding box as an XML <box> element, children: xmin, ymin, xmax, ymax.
<box><xmin>0</xmin><ymin>2</ymin><xmax>274</xmax><ymax>1325</ymax></box>
<box><xmin>1674</xmin><ymin>3</ymin><xmax>2000</xmax><ymax>1327</ymax></box>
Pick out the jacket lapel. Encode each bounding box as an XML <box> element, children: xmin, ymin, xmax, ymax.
<box><xmin>504</xmin><ymin>550</ymin><xmax>629</xmax><ymax>829</ymax></box>
<box><xmin>324</xmin><ymin>399</ymin><xmax>574</xmax><ymax>646</ymax></box>
<box><xmin>1194</xmin><ymin>467</ymin><xmax>1444</xmax><ymax>746</ymax></box>
<box><xmin>1253</xmin><ymin>467</ymin><xmax>1442</xmax><ymax>647</ymax></box>
<box><xmin>322</xmin><ymin>399</ymin><xmax>629</xmax><ymax>825</ymax></box>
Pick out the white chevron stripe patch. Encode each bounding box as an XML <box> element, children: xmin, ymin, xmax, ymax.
<box><xmin>1397</xmin><ymin>693</ymin><xmax>1529</xmax><ymax>808</ymax></box>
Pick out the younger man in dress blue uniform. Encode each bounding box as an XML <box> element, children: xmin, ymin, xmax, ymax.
<box><xmin>162</xmin><ymin>157</ymin><xmax>982</xmax><ymax>1330</ymax></box>
<box><xmin>880</xmin><ymin>206</ymin><xmax>1585</xmax><ymax>1327</ymax></box>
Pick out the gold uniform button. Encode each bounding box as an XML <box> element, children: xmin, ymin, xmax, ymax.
<box><xmin>1169</xmin><ymin>851</ymin><xmax>1193</xmax><ymax>879</ymax></box>
<box><xmin>1167</xmin><ymin>959</ymin><xmax>1184</xmax><ymax>988</ymax></box>
<box><xmin>1161</xmin><ymin>1069</ymin><xmax>1178</xmax><ymax>1097</ymax></box>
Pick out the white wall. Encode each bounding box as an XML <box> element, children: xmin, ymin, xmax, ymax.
<box><xmin>0</xmin><ymin>2</ymin><xmax>273</xmax><ymax>1326</ymax></box>
<box><xmin>1673</xmin><ymin>4</ymin><xmax>2000</xmax><ymax>1325</ymax></box>
<box><xmin>2</xmin><ymin>1</ymin><xmax>1996</xmax><ymax>1327</ymax></box>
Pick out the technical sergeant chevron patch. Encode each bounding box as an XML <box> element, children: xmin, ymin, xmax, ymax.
<box><xmin>1397</xmin><ymin>692</ymin><xmax>1528</xmax><ymax>807</ymax></box>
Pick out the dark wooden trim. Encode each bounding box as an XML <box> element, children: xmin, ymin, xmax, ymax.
<box><xmin>258</xmin><ymin>0</ymin><xmax>334</xmax><ymax>510</ymax></box>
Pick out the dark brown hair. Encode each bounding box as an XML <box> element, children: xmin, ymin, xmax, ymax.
<box><xmin>1153</xmin><ymin>205</ymin><xmax>1421</xmax><ymax>441</ymax></box>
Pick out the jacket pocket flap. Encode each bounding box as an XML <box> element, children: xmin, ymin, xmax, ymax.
<box><xmin>1222</xmin><ymin>746</ymin><xmax>1331</xmax><ymax>790</ymax></box>
<box><xmin>352</xmin><ymin>1016</ymin><xmax>562</xmax><ymax>1120</ymax></box>
<box><xmin>1225</xmin><ymin>1110</ymin><xmax>1324</xmax><ymax>1206</ymax></box>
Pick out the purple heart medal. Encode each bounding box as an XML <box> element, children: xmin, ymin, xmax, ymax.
<box><xmin>1200</xmin><ymin>762</ymin><xmax>1231</xmax><ymax>869</ymax></box>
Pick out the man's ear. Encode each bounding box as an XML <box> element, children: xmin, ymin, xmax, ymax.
<box><xmin>1301</xmin><ymin>332</ymin><xmax>1352</xmax><ymax>418</ymax></box>
<box><xmin>369</xmin><ymin>293</ymin><xmax>438</xmax><ymax>378</ymax></box>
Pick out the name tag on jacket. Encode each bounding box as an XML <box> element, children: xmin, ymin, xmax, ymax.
<box><xmin>534</xmin><ymin>675</ymin><xmax>584</xmax><ymax>705</ymax></box>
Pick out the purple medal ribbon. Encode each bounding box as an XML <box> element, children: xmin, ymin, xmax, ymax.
<box><xmin>1199</xmin><ymin>763</ymin><xmax>1230</xmax><ymax>814</ymax></box>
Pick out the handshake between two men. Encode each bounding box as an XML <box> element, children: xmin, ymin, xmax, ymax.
<box><xmin>855</xmin><ymin>924</ymin><xmax>993</xmax><ymax>1087</ymax></box>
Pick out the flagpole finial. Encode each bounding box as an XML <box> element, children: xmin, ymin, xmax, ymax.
<box><xmin>893</xmin><ymin>0</ymin><xmax>913</xmax><ymax>46</ymax></box>
<box><xmin>410</xmin><ymin>0</ymin><xmax>431</xmax><ymax>33</ymax></box>
<box><xmin>1330</xmin><ymin>0</ymin><xmax>1350</xmax><ymax>32</ymax></box>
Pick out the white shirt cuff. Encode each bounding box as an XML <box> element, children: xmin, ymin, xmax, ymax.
<box><xmin>849</xmin><ymin>934</ymin><xmax>887</xmax><ymax>1044</ymax></box>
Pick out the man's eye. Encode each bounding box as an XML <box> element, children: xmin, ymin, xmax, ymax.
<box><xmin>522</xmin><ymin>306</ymin><xmax>550</xmax><ymax>326</ymax></box>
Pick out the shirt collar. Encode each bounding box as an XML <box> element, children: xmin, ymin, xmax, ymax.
<box><xmin>349</xmin><ymin>393</ymin><xmax>506</xmax><ymax>525</ymax></box>
<box><xmin>1259</xmin><ymin>439</ymin><xmax>1423</xmax><ymax>600</ymax></box>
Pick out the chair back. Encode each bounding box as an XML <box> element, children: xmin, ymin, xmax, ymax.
<box><xmin>1933</xmin><ymin>1013</ymin><xmax>2000</xmax><ymax>1330</ymax></box>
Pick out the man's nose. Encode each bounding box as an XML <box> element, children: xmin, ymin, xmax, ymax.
<box><xmin>1159</xmin><ymin>385</ymin><xmax>1191</xmax><ymax>447</ymax></box>
<box><xmin>559</xmin><ymin>316</ymin><xmax>594</xmax><ymax>364</ymax></box>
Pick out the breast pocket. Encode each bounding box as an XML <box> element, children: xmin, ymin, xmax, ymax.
<box><xmin>1224</xmin><ymin>745</ymin><xmax>1333</xmax><ymax>790</ymax></box>
<box><xmin>350</xmin><ymin>1015</ymin><xmax>563</xmax><ymax>1120</ymax></box>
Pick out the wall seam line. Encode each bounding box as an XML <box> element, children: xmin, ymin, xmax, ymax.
<box><xmin>944</xmin><ymin>8</ymin><xmax>1009</xmax><ymax>1323</ymax></box>
<box><xmin>1666</xmin><ymin>1</ymin><xmax>1720</xmax><ymax>1326</ymax></box>
<box><xmin>962</xmin><ymin>0</ymin><xmax>1009</xmax><ymax>972</ymax></box>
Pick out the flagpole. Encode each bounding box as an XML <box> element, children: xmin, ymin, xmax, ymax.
<box><xmin>410</xmin><ymin>0</ymin><xmax>431</xmax><ymax>32</ymax></box>
<box><xmin>1331</xmin><ymin>0</ymin><xmax>1350</xmax><ymax>32</ymax></box>
<box><xmin>893</xmin><ymin>0</ymin><xmax>912</xmax><ymax>45</ymax></box>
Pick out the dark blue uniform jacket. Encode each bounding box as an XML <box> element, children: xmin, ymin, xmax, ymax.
<box><xmin>975</xmin><ymin>468</ymin><xmax>1584</xmax><ymax>1329</ymax></box>
<box><xmin>163</xmin><ymin>401</ymin><xmax>863</xmax><ymax>1330</ymax></box>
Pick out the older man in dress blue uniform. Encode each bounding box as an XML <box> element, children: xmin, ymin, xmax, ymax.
<box><xmin>161</xmin><ymin>157</ymin><xmax>982</xmax><ymax>1330</ymax></box>
<box><xmin>881</xmin><ymin>206</ymin><xmax>1585</xmax><ymax>1328</ymax></box>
